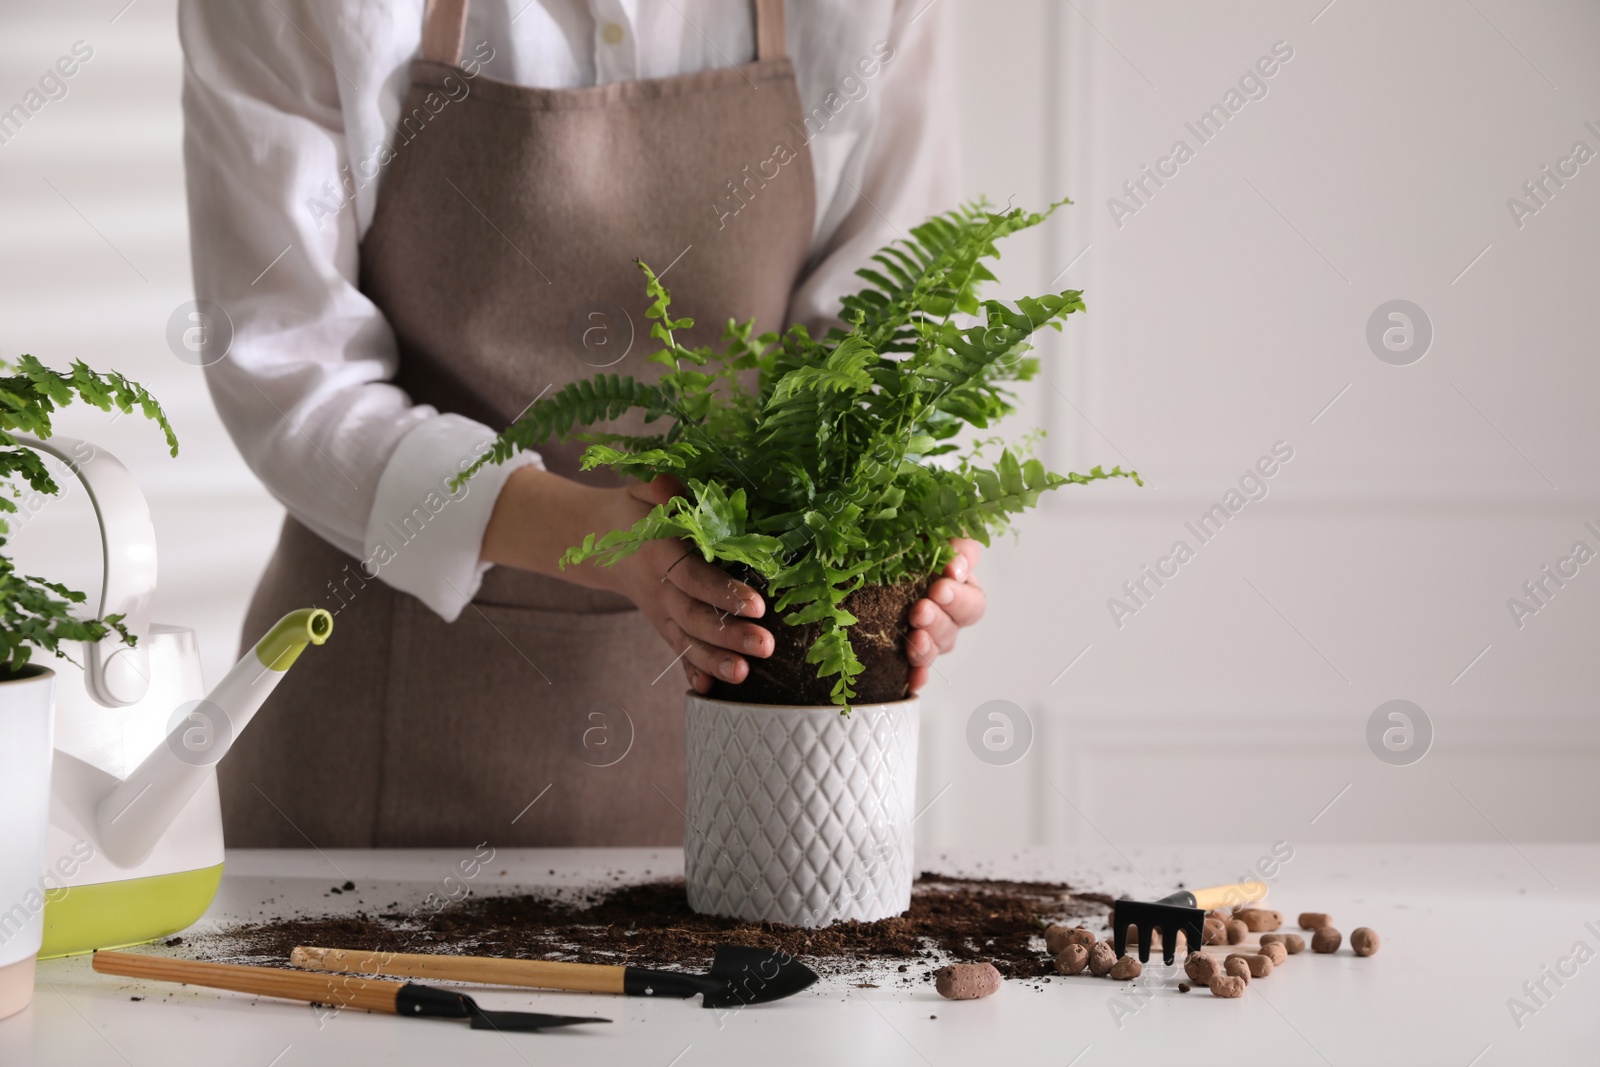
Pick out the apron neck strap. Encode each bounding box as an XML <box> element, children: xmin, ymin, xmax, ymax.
<box><xmin>421</xmin><ymin>0</ymin><xmax>468</xmax><ymax>64</ymax></box>
<box><xmin>754</xmin><ymin>0</ymin><xmax>786</xmax><ymax>61</ymax></box>
<box><xmin>421</xmin><ymin>0</ymin><xmax>786</xmax><ymax>66</ymax></box>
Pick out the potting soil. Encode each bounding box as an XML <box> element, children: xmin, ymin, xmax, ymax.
<box><xmin>198</xmin><ymin>873</ymin><xmax>1113</xmax><ymax>987</ymax></box>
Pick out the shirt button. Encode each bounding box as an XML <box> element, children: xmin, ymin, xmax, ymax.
<box><xmin>601</xmin><ymin>21</ymin><xmax>625</xmax><ymax>45</ymax></box>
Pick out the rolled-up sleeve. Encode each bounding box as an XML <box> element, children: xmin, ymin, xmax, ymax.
<box><xmin>178</xmin><ymin>0</ymin><xmax>537</xmax><ymax>621</ymax></box>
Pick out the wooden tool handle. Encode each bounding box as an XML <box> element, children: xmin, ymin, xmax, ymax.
<box><xmin>1191</xmin><ymin>881</ymin><xmax>1269</xmax><ymax>911</ymax></box>
<box><xmin>291</xmin><ymin>946</ymin><xmax>627</xmax><ymax>995</ymax></box>
<box><xmin>94</xmin><ymin>951</ymin><xmax>406</xmax><ymax>1014</ymax></box>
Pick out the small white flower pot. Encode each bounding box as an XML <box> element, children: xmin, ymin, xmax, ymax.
<box><xmin>0</xmin><ymin>666</ymin><xmax>55</xmax><ymax>1020</ymax></box>
<box><xmin>684</xmin><ymin>692</ymin><xmax>919</xmax><ymax>927</ymax></box>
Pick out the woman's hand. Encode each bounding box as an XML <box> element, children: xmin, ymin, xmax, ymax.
<box><xmin>905</xmin><ymin>538</ymin><xmax>985</xmax><ymax>692</ymax></box>
<box><xmin>481</xmin><ymin>468</ymin><xmax>771</xmax><ymax>693</ymax></box>
<box><xmin>596</xmin><ymin>475</ymin><xmax>772</xmax><ymax>693</ymax></box>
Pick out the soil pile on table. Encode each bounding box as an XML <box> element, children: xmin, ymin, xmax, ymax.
<box><xmin>205</xmin><ymin>873</ymin><xmax>1112</xmax><ymax>983</ymax></box>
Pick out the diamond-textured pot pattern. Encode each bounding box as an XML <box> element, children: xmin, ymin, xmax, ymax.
<box><xmin>684</xmin><ymin>694</ymin><xmax>919</xmax><ymax>926</ymax></box>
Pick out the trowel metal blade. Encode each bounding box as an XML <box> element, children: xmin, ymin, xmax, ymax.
<box><xmin>700</xmin><ymin>945</ymin><xmax>818</xmax><ymax>1008</ymax></box>
<box><xmin>467</xmin><ymin>1007</ymin><xmax>611</xmax><ymax>1031</ymax></box>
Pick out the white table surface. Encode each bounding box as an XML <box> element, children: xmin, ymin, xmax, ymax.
<box><xmin>4</xmin><ymin>844</ymin><xmax>1597</xmax><ymax>1066</ymax></box>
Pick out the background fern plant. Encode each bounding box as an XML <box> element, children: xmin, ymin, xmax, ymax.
<box><xmin>462</xmin><ymin>200</ymin><xmax>1140</xmax><ymax>705</ymax></box>
<box><xmin>0</xmin><ymin>356</ymin><xmax>177</xmax><ymax>677</ymax></box>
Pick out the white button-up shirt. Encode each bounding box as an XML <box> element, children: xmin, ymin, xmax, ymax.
<box><xmin>178</xmin><ymin>0</ymin><xmax>958</xmax><ymax>621</ymax></box>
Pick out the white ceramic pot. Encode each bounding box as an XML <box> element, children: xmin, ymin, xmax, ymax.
<box><xmin>0</xmin><ymin>665</ymin><xmax>55</xmax><ymax>1020</ymax></box>
<box><xmin>684</xmin><ymin>692</ymin><xmax>919</xmax><ymax>927</ymax></box>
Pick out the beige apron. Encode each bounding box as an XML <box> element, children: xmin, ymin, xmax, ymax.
<box><xmin>220</xmin><ymin>0</ymin><xmax>815</xmax><ymax>847</ymax></box>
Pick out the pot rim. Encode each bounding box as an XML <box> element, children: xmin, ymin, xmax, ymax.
<box><xmin>0</xmin><ymin>663</ymin><xmax>55</xmax><ymax>686</ymax></box>
<box><xmin>684</xmin><ymin>690</ymin><xmax>919</xmax><ymax>712</ymax></box>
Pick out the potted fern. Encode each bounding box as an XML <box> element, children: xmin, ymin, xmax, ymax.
<box><xmin>0</xmin><ymin>356</ymin><xmax>176</xmax><ymax>1016</ymax></box>
<box><xmin>463</xmin><ymin>202</ymin><xmax>1138</xmax><ymax>925</ymax></box>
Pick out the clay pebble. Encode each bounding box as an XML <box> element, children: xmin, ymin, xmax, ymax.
<box><xmin>1226</xmin><ymin>920</ymin><xmax>1249</xmax><ymax>945</ymax></box>
<box><xmin>1351</xmin><ymin>928</ymin><xmax>1380</xmax><ymax>957</ymax></box>
<box><xmin>1109</xmin><ymin>956</ymin><xmax>1142</xmax><ymax>981</ymax></box>
<box><xmin>1055</xmin><ymin>944</ymin><xmax>1089</xmax><ymax>976</ymax></box>
<box><xmin>1298</xmin><ymin>912</ymin><xmax>1332</xmax><ymax>931</ymax></box>
<box><xmin>1234</xmin><ymin>908</ymin><xmax>1282</xmax><ymax>932</ymax></box>
<box><xmin>1210</xmin><ymin>975</ymin><xmax>1247</xmax><ymax>998</ymax></box>
<box><xmin>1261</xmin><ymin>933</ymin><xmax>1305</xmax><ymax>955</ymax></box>
<box><xmin>1311</xmin><ymin>927</ymin><xmax>1342</xmax><ymax>954</ymax></box>
<box><xmin>1184</xmin><ymin>951</ymin><xmax>1220</xmax><ymax>984</ymax></box>
<box><xmin>934</xmin><ymin>963</ymin><xmax>1002</xmax><ymax>1000</ymax></box>
<box><xmin>1227</xmin><ymin>952</ymin><xmax>1272</xmax><ymax>978</ymax></box>
<box><xmin>1258</xmin><ymin>940</ymin><xmax>1288</xmax><ymax>965</ymax></box>
<box><xmin>1045</xmin><ymin>924</ymin><xmax>1096</xmax><ymax>955</ymax></box>
<box><xmin>1088</xmin><ymin>942</ymin><xmax>1118</xmax><ymax>977</ymax></box>
<box><xmin>1223</xmin><ymin>956</ymin><xmax>1252</xmax><ymax>983</ymax></box>
<box><xmin>1202</xmin><ymin>917</ymin><xmax>1228</xmax><ymax>945</ymax></box>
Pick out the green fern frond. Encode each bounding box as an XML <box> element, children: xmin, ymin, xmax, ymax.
<box><xmin>0</xmin><ymin>356</ymin><xmax>176</xmax><ymax>673</ymax></box>
<box><xmin>464</xmin><ymin>199</ymin><xmax>1138</xmax><ymax>705</ymax></box>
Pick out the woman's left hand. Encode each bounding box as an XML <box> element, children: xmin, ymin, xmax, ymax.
<box><xmin>905</xmin><ymin>538</ymin><xmax>985</xmax><ymax>692</ymax></box>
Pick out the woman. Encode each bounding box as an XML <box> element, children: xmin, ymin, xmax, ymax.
<box><xmin>180</xmin><ymin>0</ymin><xmax>985</xmax><ymax>848</ymax></box>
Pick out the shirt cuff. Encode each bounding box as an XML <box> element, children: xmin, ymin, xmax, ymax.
<box><xmin>363</xmin><ymin>414</ymin><xmax>543</xmax><ymax>621</ymax></box>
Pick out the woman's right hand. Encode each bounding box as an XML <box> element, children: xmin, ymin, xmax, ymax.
<box><xmin>590</xmin><ymin>475</ymin><xmax>773</xmax><ymax>693</ymax></box>
<box><xmin>482</xmin><ymin>468</ymin><xmax>772</xmax><ymax>693</ymax></box>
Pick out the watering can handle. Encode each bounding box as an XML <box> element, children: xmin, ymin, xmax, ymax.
<box><xmin>13</xmin><ymin>434</ymin><xmax>154</xmax><ymax>707</ymax></box>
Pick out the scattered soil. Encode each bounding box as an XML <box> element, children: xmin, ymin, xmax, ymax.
<box><xmin>202</xmin><ymin>873</ymin><xmax>1111</xmax><ymax>984</ymax></box>
<box><xmin>710</xmin><ymin>568</ymin><xmax>930</xmax><ymax>706</ymax></box>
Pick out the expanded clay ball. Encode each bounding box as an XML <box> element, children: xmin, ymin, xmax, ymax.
<box><xmin>1045</xmin><ymin>924</ymin><xmax>1095</xmax><ymax>955</ymax></box>
<box><xmin>1258</xmin><ymin>941</ymin><xmax>1288</xmax><ymax>965</ymax></box>
<box><xmin>1210</xmin><ymin>975</ymin><xmax>1247</xmax><ymax>998</ymax></box>
<box><xmin>934</xmin><ymin>963</ymin><xmax>1002</xmax><ymax>1000</ymax></box>
<box><xmin>1088</xmin><ymin>942</ymin><xmax>1118</xmax><ymax>977</ymax></box>
<box><xmin>1311</xmin><ymin>927</ymin><xmax>1342</xmax><ymax>954</ymax></box>
<box><xmin>1109</xmin><ymin>956</ymin><xmax>1142</xmax><ymax>981</ymax></box>
<box><xmin>1055</xmin><ymin>944</ymin><xmax>1089</xmax><ymax>975</ymax></box>
<box><xmin>1185</xmin><ymin>951</ymin><xmax>1220</xmax><ymax>984</ymax></box>
<box><xmin>1298</xmin><ymin>912</ymin><xmax>1332</xmax><ymax>931</ymax></box>
<box><xmin>1351</xmin><ymin>928</ymin><xmax>1380</xmax><ymax>957</ymax></box>
<box><xmin>1243</xmin><ymin>954</ymin><xmax>1273</xmax><ymax>978</ymax></box>
<box><xmin>1261</xmin><ymin>933</ymin><xmax>1305</xmax><ymax>955</ymax></box>
<box><xmin>1223</xmin><ymin>956</ymin><xmax>1251</xmax><ymax>983</ymax></box>
<box><xmin>1226</xmin><ymin>920</ymin><xmax>1249</xmax><ymax>945</ymax></box>
<box><xmin>1235</xmin><ymin>909</ymin><xmax>1282</xmax><ymax>932</ymax></box>
<box><xmin>1203</xmin><ymin>917</ymin><xmax>1228</xmax><ymax>945</ymax></box>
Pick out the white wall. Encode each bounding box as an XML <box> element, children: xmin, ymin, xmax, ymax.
<box><xmin>916</xmin><ymin>0</ymin><xmax>1600</xmax><ymax>853</ymax></box>
<box><xmin>2</xmin><ymin>1</ymin><xmax>1595</xmax><ymax>853</ymax></box>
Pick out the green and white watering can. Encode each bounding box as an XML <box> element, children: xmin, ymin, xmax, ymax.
<box><xmin>18</xmin><ymin>435</ymin><xmax>332</xmax><ymax>957</ymax></box>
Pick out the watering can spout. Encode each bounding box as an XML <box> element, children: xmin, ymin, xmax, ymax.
<box><xmin>255</xmin><ymin>608</ymin><xmax>334</xmax><ymax>670</ymax></box>
<box><xmin>95</xmin><ymin>608</ymin><xmax>334</xmax><ymax>869</ymax></box>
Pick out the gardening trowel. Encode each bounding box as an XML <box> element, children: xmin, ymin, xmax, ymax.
<box><xmin>93</xmin><ymin>951</ymin><xmax>606</xmax><ymax>1031</ymax></box>
<box><xmin>292</xmin><ymin>944</ymin><xmax>819</xmax><ymax>1008</ymax></box>
<box><xmin>1112</xmin><ymin>880</ymin><xmax>1268</xmax><ymax>965</ymax></box>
